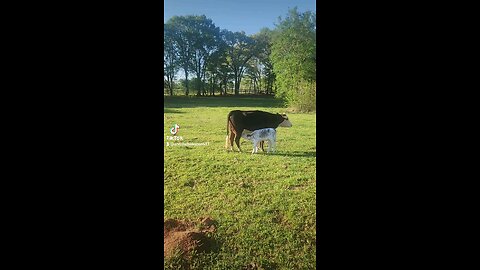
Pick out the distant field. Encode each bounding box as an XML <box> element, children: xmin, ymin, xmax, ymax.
<box><xmin>164</xmin><ymin>96</ymin><xmax>316</xmax><ymax>269</ymax></box>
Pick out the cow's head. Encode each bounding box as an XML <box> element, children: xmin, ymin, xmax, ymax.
<box><xmin>278</xmin><ymin>113</ymin><xmax>292</xmax><ymax>127</ymax></box>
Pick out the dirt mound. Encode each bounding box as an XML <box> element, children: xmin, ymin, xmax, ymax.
<box><xmin>164</xmin><ymin>217</ymin><xmax>217</xmax><ymax>259</ymax></box>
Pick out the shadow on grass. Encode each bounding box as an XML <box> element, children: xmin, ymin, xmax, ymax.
<box><xmin>163</xmin><ymin>108</ymin><xmax>185</xmax><ymax>113</ymax></box>
<box><xmin>164</xmin><ymin>96</ymin><xmax>286</xmax><ymax>109</ymax></box>
<box><xmin>267</xmin><ymin>151</ymin><xmax>316</xmax><ymax>158</ymax></box>
<box><xmin>229</xmin><ymin>150</ymin><xmax>316</xmax><ymax>158</ymax></box>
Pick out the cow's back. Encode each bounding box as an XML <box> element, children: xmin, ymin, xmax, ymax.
<box><xmin>229</xmin><ymin>110</ymin><xmax>282</xmax><ymax>130</ymax></box>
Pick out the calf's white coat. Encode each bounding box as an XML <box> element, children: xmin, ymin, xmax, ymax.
<box><xmin>241</xmin><ymin>128</ymin><xmax>276</xmax><ymax>154</ymax></box>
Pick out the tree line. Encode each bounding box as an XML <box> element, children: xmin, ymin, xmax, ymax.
<box><xmin>164</xmin><ymin>7</ymin><xmax>316</xmax><ymax>111</ymax></box>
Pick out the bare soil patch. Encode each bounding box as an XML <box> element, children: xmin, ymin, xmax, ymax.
<box><xmin>164</xmin><ymin>217</ymin><xmax>217</xmax><ymax>259</ymax></box>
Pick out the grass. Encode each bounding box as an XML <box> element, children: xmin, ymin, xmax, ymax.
<box><xmin>164</xmin><ymin>96</ymin><xmax>316</xmax><ymax>269</ymax></box>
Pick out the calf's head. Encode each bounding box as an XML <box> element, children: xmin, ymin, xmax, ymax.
<box><xmin>277</xmin><ymin>113</ymin><xmax>292</xmax><ymax>127</ymax></box>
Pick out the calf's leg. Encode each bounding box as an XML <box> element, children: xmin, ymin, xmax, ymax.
<box><xmin>268</xmin><ymin>139</ymin><xmax>276</xmax><ymax>153</ymax></box>
<box><xmin>253</xmin><ymin>140</ymin><xmax>260</xmax><ymax>154</ymax></box>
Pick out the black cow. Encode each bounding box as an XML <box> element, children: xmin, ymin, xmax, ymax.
<box><xmin>226</xmin><ymin>110</ymin><xmax>292</xmax><ymax>152</ymax></box>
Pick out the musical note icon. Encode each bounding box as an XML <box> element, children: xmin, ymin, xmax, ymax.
<box><xmin>170</xmin><ymin>124</ymin><xmax>180</xmax><ymax>135</ymax></box>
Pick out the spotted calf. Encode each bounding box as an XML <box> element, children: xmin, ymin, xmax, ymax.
<box><xmin>242</xmin><ymin>128</ymin><xmax>276</xmax><ymax>154</ymax></box>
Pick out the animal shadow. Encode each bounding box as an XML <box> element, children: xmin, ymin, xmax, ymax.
<box><xmin>269</xmin><ymin>151</ymin><xmax>316</xmax><ymax>158</ymax></box>
<box><xmin>163</xmin><ymin>108</ymin><xmax>185</xmax><ymax>113</ymax></box>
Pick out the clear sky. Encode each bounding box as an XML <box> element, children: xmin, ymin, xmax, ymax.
<box><xmin>164</xmin><ymin>0</ymin><xmax>316</xmax><ymax>35</ymax></box>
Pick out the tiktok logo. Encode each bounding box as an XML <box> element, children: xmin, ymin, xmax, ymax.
<box><xmin>170</xmin><ymin>124</ymin><xmax>180</xmax><ymax>135</ymax></box>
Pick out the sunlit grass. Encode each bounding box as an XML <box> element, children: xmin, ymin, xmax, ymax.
<box><xmin>164</xmin><ymin>96</ymin><xmax>316</xmax><ymax>269</ymax></box>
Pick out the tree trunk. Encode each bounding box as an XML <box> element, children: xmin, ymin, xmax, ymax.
<box><xmin>234</xmin><ymin>76</ymin><xmax>242</xmax><ymax>96</ymax></box>
<box><xmin>258</xmin><ymin>77</ymin><xmax>261</xmax><ymax>94</ymax></box>
<box><xmin>223</xmin><ymin>77</ymin><xmax>227</xmax><ymax>95</ymax></box>
<box><xmin>234</xmin><ymin>82</ymin><xmax>239</xmax><ymax>95</ymax></box>
<box><xmin>184</xmin><ymin>70</ymin><xmax>189</xmax><ymax>96</ymax></box>
<box><xmin>212</xmin><ymin>74</ymin><xmax>216</xmax><ymax>96</ymax></box>
<box><xmin>196</xmin><ymin>75</ymin><xmax>201</xmax><ymax>96</ymax></box>
<box><xmin>168</xmin><ymin>74</ymin><xmax>174</xmax><ymax>96</ymax></box>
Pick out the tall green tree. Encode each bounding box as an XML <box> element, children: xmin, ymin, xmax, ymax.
<box><xmin>187</xmin><ymin>15</ymin><xmax>221</xmax><ymax>96</ymax></box>
<box><xmin>205</xmin><ymin>46</ymin><xmax>227</xmax><ymax>96</ymax></box>
<box><xmin>222</xmin><ymin>30</ymin><xmax>257</xmax><ymax>95</ymax></box>
<box><xmin>255</xmin><ymin>28</ymin><xmax>276</xmax><ymax>95</ymax></box>
<box><xmin>245</xmin><ymin>57</ymin><xmax>261</xmax><ymax>94</ymax></box>
<box><xmin>271</xmin><ymin>8</ymin><xmax>316</xmax><ymax>110</ymax></box>
<box><xmin>217</xmin><ymin>62</ymin><xmax>232</xmax><ymax>95</ymax></box>
<box><xmin>164</xmin><ymin>23</ymin><xmax>179</xmax><ymax>96</ymax></box>
<box><xmin>165</xmin><ymin>16</ymin><xmax>195</xmax><ymax>96</ymax></box>
<box><xmin>249</xmin><ymin>28</ymin><xmax>276</xmax><ymax>94</ymax></box>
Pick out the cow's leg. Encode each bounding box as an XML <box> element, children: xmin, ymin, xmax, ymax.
<box><xmin>226</xmin><ymin>122</ymin><xmax>235</xmax><ymax>151</ymax></box>
<box><xmin>227</xmin><ymin>132</ymin><xmax>236</xmax><ymax>151</ymax></box>
<box><xmin>260</xmin><ymin>141</ymin><xmax>265</xmax><ymax>152</ymax></box>
<box><xmin>229</xmin><ymin>133</ymin><xmax>235</xmax><ymax>151</ymax></box>
<box><xmin>227</xmin><ymin>123</ymin><xmax>236</xmax><ymax>151</ymax></box>
<box><xmin>234</xmin><ymin>131</ymin><xmax>243</xmax><ymax>152</ymax></box>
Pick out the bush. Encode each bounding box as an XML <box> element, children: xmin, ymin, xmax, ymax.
<box><xmin>271</xmin><ymin>8</ymin><xmax>316</xmax><ymax>112</ymax></box>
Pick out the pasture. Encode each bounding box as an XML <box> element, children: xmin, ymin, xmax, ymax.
<box><xmin>164</xmin><ymin>96</ymin><xmax>316</xmax><ymax>269</ymax></box>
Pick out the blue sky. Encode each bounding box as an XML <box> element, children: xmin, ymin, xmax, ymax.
<box><xmin>164</xmin><ymin>0</ymin><xmax>316</xmax><ymax>35</ymax></box>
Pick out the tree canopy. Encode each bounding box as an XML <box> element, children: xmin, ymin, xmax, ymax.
<box><xmin>271</xmin><ymin>8</ymin><xmax>316</xmax><ymax>111</ymax></box>
<box><xmin>164</xmin><ymin>23</ymin><xmax>179</xmax><ymax>96</ymax></box>
<box><xmin>164</xmin><ymin>8</ymin><xmax>317</xmax><ymax>111</ymax></box>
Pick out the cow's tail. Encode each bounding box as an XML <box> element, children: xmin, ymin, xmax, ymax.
<box><xmin>226</xmin><ymin>111</ymin><xmax>233</xmax><ymax>136</ymax></box>
<box><xmin>226</xmin><ymin>112</ymin><xmax>231</xmax><ymax>149</ymax></box>
<box><xmin>226</xmin><ymin>113</ymin><xmax>229</xmax><ymax>136</ymax></box>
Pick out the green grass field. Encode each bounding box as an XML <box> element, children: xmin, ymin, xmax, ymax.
<box><xmin>164</xmin><ymin>96</ymin><xmax>316</xmax><ymax>269</ymax></box>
